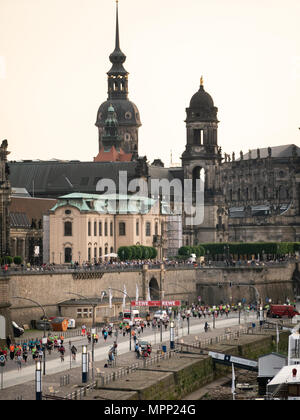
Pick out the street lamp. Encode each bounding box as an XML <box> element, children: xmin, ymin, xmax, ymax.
<box><xmin>82</xmin><ymin>344</ymin><xmax>88</xmax><ymax>383</ymax></box>
<box><xmin>238</xmin><ymin>302</ymin><xmax>242</xmax><ymax>325</ymax></box>
<box><xmin>13</xmin><ymin>296</ymin><xmax>47</xmax><ymax>376</ymax></box>
<box><xmin>35</xmin><ymin>360</ymin><xmax>42</xmax><ymax>400</ymax></box>
<box><xmin>170</xmin><ymin>320</ymin><xmax>175</xmax><ymax>349</ymax></box>
<box><xmin>67</xmin><ymin>292</ymin><xmax>97</xmax><ymax>381</ymax></box>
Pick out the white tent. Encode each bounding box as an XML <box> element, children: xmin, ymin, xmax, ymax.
<box><xmin>103</xmin><ymin>253</ymin><xmax>118</xmax><ymax>258</ymax></box>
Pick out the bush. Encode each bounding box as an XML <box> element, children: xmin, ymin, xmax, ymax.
<box><xmin>117</xmin><ymin>246</ymin><xmax>133</xmax><ymax>261</ymax></box>
<box><xmin>1</xmin><ymin>256</ymin><xmax>13</xmax><ymax>265</ymax></box>
<box><xmin>13</xmin><ymin>256</ymin><xmax>23</xmax><ymax>265</ymax></box>
<box><xmin>117</xmin><ymin>245</ymin><xmax>158</xmax><ymax>261</ymax></box>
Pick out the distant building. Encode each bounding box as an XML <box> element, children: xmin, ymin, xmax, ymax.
<box><xmin>9</xmin><ymin>195</ymin><xmax>57</xmax><ymax>264</ymax></box>
<box><xmin>46</xmin><ymin>193</ymin><xmax>166</xmax><ymax>264</ymax></box>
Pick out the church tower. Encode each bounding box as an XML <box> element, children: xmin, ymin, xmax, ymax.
<box><xmin>95</xmin><ymin>1</ymin><xmax>141</xmax><ymax>158</ymax></box>
<box><xmin>181</xmin><ymin>78</ymin><xmax>227</xmax><ymax>244</ymax></box>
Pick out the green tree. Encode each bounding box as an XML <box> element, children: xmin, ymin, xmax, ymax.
<box><xmin>13</xmin><ymin>256</ymin><xmax>23</xmax><ymax>265</ymax></box>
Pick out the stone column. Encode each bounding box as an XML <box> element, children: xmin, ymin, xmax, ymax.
<box><xmin>0</xmin><ymin>275</ymin><xmax>13</xmax><ymax>346</ymax></box>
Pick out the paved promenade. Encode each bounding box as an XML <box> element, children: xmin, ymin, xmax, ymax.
<box><xmin>0</xmin><ymin>313</ymin><xmax>257</xmax><ymax>400</ymax></box>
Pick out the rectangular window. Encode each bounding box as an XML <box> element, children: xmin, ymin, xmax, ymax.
<box><xmin>77</xmin><ymin>308</ymin><xmax>82</xmax><ymax>319</ymax></box>
<box><xmin>104</xmin><ymin>221</ymin><xmax>108</xmax><ymax>236</ymax></box>
<box><xmin>146</xmin><ymin>222</ymin><xmax>151</xmax><ymax>237</ymax></box>
<box><xmin>64</xmin><ymin>221</ymin><xmax>72</xmax><ymax>236</ymax></box>
<box><xmin>94</xmin><ymin>221</ymin><xmax>97</xmax><ymax>236</ymax></box>
<box><xmin>119</xmin><ymin>222</ymin><xmax>126</xmax><ymax>236</ymax></box>
<box><xmin>110</xmin><ymin>221</ymin><xmax>113</xmax><ymax>236</ymax></box>
<box><xmin>99</xmin><ymin>222</ymin><xmax>102</xmax><ymax>236</ymax></box>
<box><xmin>88</xmin><ymin>247</ymin><xmax>91</xmax><ymax>261</ymax></box>
<box><xmin>136</xmin><ymin>220</ymin><xmax>139</xmax><ymax>236</ymax></box>
<box><xmin>88</xmin><ymin>221</ymin><xmax>91</xmax><ymax>236</ymax></box>
<box><xmin>94</xmin><ymin>247</ymin><xmax>97</xmax><ymax>260</ymax></box>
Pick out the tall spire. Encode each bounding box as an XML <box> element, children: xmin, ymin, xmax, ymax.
<box><xmin>115</xmin><ymin>0</ymin><xmax>120</xmax><ymax>51</ymax></box>
<box><xmin>107</xmin><ymin>0</ymin><xmax>129</xmax><ymax>99</ymax></box>
<box><xmin>108</xmin><ymin>0</ymin><xmax>127</xmax><ymax>77</ymax></box>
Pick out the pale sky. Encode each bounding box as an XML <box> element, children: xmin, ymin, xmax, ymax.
<box><xmin>0</xmin><ymin>0</ymin><xmax>299</xmax><ymax>165</ymax></box>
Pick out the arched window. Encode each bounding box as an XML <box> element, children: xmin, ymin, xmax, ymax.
<box><xmin>64</xmin><ymin>221</ymin><xmax>72</xmax><ymax>236</ymax></box>
<box><xmin>263</xmin><ymin>186</ymin><xmax>268</xmax><ymax>200</ymax></box>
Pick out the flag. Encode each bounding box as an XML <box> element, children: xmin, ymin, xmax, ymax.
<box><xmin>109</xmin><ymin>288</ymin><xmax>112</xmax><ymax>309</ymax></box>
<box><xmin>123</xmin><ymin>285</ymin><xmax>126</xmax><ymax>309</ymax></box>
<box><xmin>147</xmin><ymin>286</ymin><xmax>151</xmax><ymax>302</ymax></box>
<box><xmin>136</xmin><ymin>284</ymin><xmax>139</xmax><ymax>302</ymax></box>
<box><xmin>231</xmin><ymin>363</ymin><xmax>236</xmax><ymax>399</ymax></box>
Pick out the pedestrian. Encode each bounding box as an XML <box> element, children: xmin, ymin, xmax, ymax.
<box><xmin>58</xmin><ymin>345</ymin><xmax>65</xmax><ymax>362</ymax></box>
<box><xmin>9</xmin><ymin>344</ymin><xmax>15</xmax><ymax>361</ymax></box>
<box><xmin>71</xmin><ymin>345</ymin><xmax>77</xmax><ymax>361</ymax></box>
<box><xmin>16</xmin><ymin>355</ymin><xmax>22</xmax><ymax>371</ymax></box>
<box><xmin>103</xmin><ymin>331</ymin><xmax>108</xmax><ymax>342</ymax></box>
<box><xmin>22</xmin><ymin>349</ymin><xmax>28</xmax><ymax>363</ymax></box>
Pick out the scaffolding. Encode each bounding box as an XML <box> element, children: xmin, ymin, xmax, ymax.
<box><xmin>165</xmin><ymin>215</ymin><xmax>182</xmax><ymax>257</ymax></box>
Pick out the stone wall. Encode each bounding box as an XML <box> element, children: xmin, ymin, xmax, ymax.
<box><xmin>6</xmin><ymin>261</ymin><xmax>298</xmax><ymax>326</ymax></box>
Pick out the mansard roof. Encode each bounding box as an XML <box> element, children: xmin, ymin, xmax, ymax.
<box><xmin>242</xmin><ymin>144</ymin><xmax>300</xmax><ymax>160</ymax></box>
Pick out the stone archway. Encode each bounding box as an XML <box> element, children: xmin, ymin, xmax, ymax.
<box><xmin>149</xmin><ymin>277</ymin><xmax>160</xmax><ymax>300</ymax></box>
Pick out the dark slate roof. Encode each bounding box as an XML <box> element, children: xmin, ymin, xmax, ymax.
<box><xmin>242</xmin><ymin>144</ymin><xmax>300</xmax><ymax>160</ymax></box>
<box><xmin>8</xmin><ymin>160</ymin><xmax>141</xmax><ymax>198</ymax></box>
<box><xmin>10</xmin><ymin>212</ymin><xmax>31</xmax><ymax>228</ymax></box>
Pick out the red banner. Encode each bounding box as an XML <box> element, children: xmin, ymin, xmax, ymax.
<box><xmin>131</xmin><ymin>300</ymin><xmax>181</xmax><ymax>307</ymax></box>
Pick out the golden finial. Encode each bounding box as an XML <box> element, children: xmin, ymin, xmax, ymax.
<box><xmin>200</xmin><ymin>75</ymin><xmax>204</xmax><ymax>86</ymax></box>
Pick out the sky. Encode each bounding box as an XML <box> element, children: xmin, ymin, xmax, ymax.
<box><xmin>0</xmin><ymin>0</ymin><xmax>299</xmax><ymax>166</ymax></box>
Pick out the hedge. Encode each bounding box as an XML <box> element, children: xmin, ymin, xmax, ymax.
<box><xmin>178</xmin><ymin>242</ymin><xmax>300</xmax><ymax>258</ymax></box>
<box><xmin>118</xmin><ymin>245</ymin><xmax>158</xmax><ymax>261</ymax></box>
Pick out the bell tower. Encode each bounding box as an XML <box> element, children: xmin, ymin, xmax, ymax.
<box><xmin>181</xmin><ymin>78</ymin><xmax>227</xmax><ymax>244</ymax></box>
<box><xmin>95</xmin><ymin>0</ymin><xmax>141</xmax><ymax>158</ymax></box>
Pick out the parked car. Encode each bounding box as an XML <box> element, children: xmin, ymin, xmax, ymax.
<box><xmin>12</xmin><ymin>321</ymin><xmax>24</xmax><ymax>337</ymax></box>
<box><xmin>36</xmin><ymin>320</ymin><xmax>51</xmax><ymax>331</ymax></box>
<box><xmin>267</xmin><ymin>304</ymin><xmax>300</xmax><ymax>319</ymax></box>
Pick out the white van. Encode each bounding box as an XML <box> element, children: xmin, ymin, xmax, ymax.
<box><xmin>153</xmin><ymin>310</ymin><xmax>169</xmax><ymax>321</ymax></box>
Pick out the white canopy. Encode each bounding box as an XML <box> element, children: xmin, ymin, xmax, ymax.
<box><xmin>103</xmin><ymin>253</ymin><xmax>118</xmax><ymax>258</ymax></box>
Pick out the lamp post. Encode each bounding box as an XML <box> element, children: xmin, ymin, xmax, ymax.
<box><xmin>35</xmin><ymin>360</ymin><xmax>42</xmax><ymax>400</ymax></box>
<box><xmin>13</xmin><ymin>296</ymin><xmax>47</xmax><ymax>376</ymax></box>
<box><xmin>82</xmin><ymin>344</ymin><xmax>88</xmax><ymax>383</ymax></box>
<box><xmin>67</xmin><ymin>292</ymin><xmax>96</xmax><ymax>380</ymax></box>
<box><xmin>170</xmin><ymin>320</ymin><xmax>175</xmax><ymax>349</ymax></box>
<box><xmin>238</xmin><ymin>302</ymin><xmax>242</xmax><ymax>325</ymax></box>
